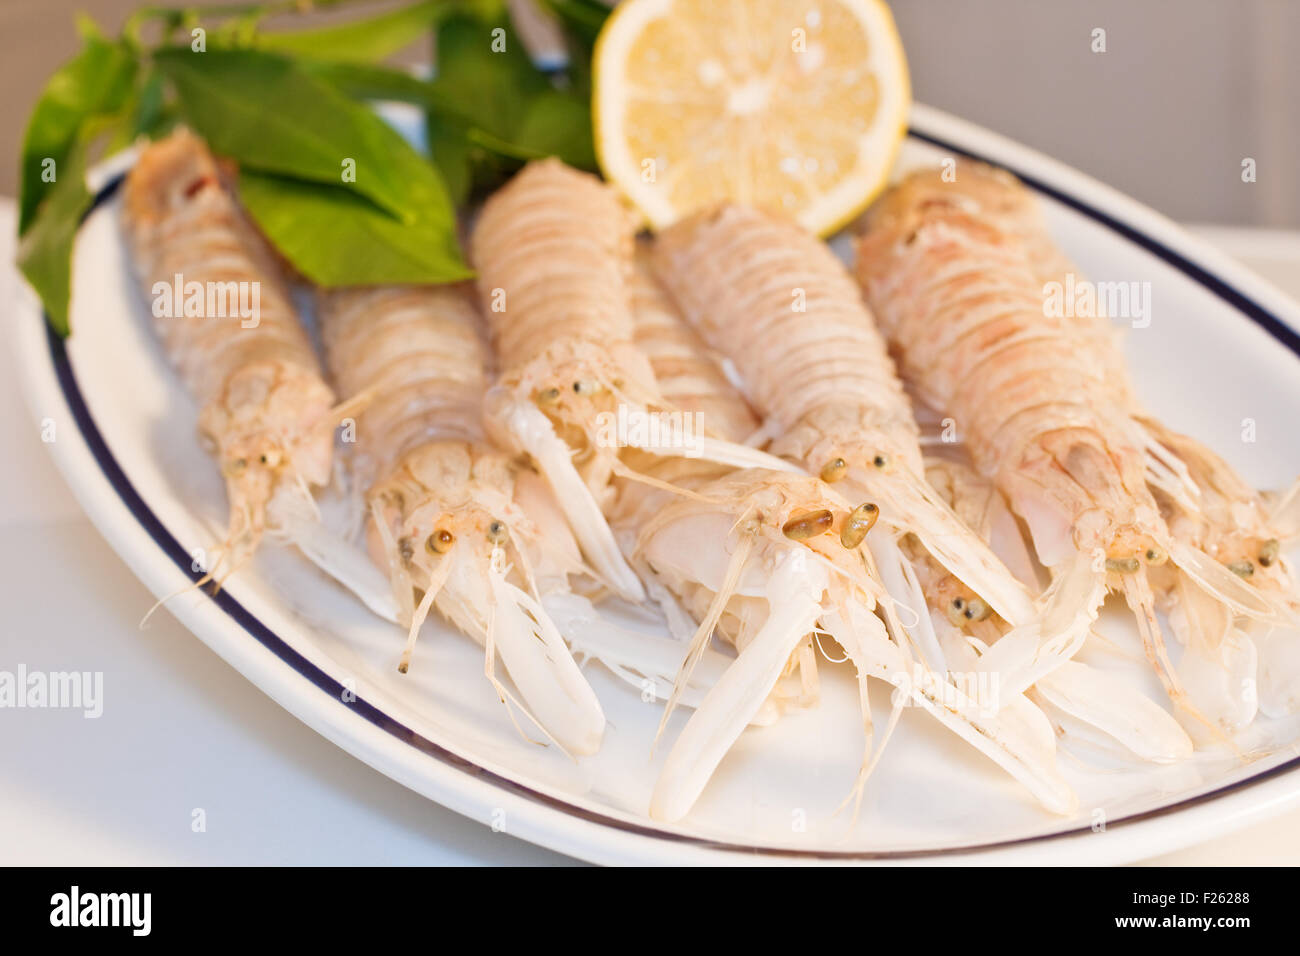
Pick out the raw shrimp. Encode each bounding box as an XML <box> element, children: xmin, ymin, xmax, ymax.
<box><xmin>121</xmin><ymin>129</ymin><xmax>350</xmax><ymax>577</ymax></box>
<box><xmin>952</xmin><ymin>164</ymin><xmax>1300</xmax><ymax>720</ymax></box>
<box><xmin>318</xmin><ymin>284</ymin><xmax>605</xmax><ymax>755</ymax></box>
<box><xmin>923</xmin><ymin>455</ymin><xmax>1194</xmax><ymax>763</ymax></box>
<box><xmin>613</xmin><ymin>253</ymin><xmax>1075</xmax><ymax>822</ymax></box>
<box><xmin>652</xmin><ymin>204</ymin><xmax>1096</xmax><ymax>689</ymax></box>
<box><xmin>469</xmin><ymin>160</ymin><xmax>790</xmax><ymax>603</ymax></box>
<box><xmin>613</xmin><ymin>253</ymin><xmax>822</xmax><ymax>720</ymax></box>
<box><xmin>1138</xmin><ymin>418</ymin><xmax>1300</xmax><ymax>719</ymax></box>
<box><xmin>855</xmin><ymin>162</ymin><xmax>1292</xmax><ymax>734</ymax></box>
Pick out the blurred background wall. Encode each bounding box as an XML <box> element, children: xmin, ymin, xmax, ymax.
<box><xmin>2</xmin><ymin>0</ymin><xmax>1297</xmax><ymax>226</ymax></box>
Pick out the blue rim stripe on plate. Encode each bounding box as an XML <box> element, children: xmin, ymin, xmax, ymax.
<box><xmin>44</xmin><ymin>132</ymin><xmax>1300</xmax><ymax>860</ymax></box>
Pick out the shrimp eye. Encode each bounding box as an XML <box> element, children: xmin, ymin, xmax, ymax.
<box><xmin>964</xmin><ymin>598</ymin><xmax>990</xmax><ymax>622</ymax></box>
<box><xmin>872</xmin><ymin>454</ymin><xmax>889</xmax><ymax>469</ymax></box>
<box><xmin>1142</xmin><ymin>546</ymin><xmax>1168</xmax><ymax>566</ymax></box>
<box><xmin>487</xmin><ymin>520</ymin><xmax>508</xmax><ymax>543</ymax></box>
<box><xmin>426</xmin><ymin>529</ymin><xmax>455</xmax><ymax>555</ymax></box>
<box><xmin>259</xmin><ymin>448</ymin><xmax>283</xmax><ymax>469</ymax></box>
<box><xmin>840</xmin><ymin>503</ymin><xmax>879</xmax><ymax>549</ymax></box>
<box><xmin>1259</xmin><ymin>539</ymin><xmax>1280</xmax><ymax>568</ymax></box>
<box><xmin>1228</xmin><ymin>560</ymin><xmax>1255</xmax><ymax>578</ymax></box>
<box><xmin>783</xmin><ymin>509</ymin><xmax>834</xmax><ymax>540</ymax></box>
<box><xmin>946</xmin><ymin>598</ymin><xmax>968</xmax><ymax>627</ymax></box>
<box><xmin>820</xmin><ymin>458</ymin><xmax>848</xmax><ymax>483</ymax></box>
<box><xmin>572</xmin><ymin>380</ymin><xmax>602</xmax><ymax>396</ymax></box>
<box><xmin>537</xmin><ymin>387</ymin><xmax>562</xmax><ymax>405</ymax></box>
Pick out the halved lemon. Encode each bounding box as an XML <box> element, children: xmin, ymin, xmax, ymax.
<box><xmin>593</xmin><ymin>0</ymin><xmax>911</xmax><ymax>236</ymax></box>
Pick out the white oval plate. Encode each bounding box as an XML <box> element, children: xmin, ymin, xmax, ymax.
<box><xmin>15</xmin><ymin>103</ymin><xmax>1300</xmax><ymax>865</ymax></box>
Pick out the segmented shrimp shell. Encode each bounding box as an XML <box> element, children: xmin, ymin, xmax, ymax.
<box><xmin>121</xmin><ymin>128</ymin><xmax>336</xmax><ymax>560</ymax></box>
<box><xmin>318</xmin><ymin>283</ymin><xmax>604</xmax><ymax>754</ymax></box>
<box><xmin>620</xmin><ymin>245</ymin><xmax>1075</xmax><ymax>822</ymax></box>
<box><xmin>856</xmin><ymin>162</ymin><xmax>1292</xmax><ymax>732</ymax></box>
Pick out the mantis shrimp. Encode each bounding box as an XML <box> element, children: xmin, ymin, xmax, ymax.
<box><xmin>615</xmin><ymin>250</ymin><xmax>1075</xmax><ymax>822</ymax></box>
<box><xmin>316</xmin><ymin>283</ymin><xmax>606</xmax><ymax>755</ymax></box>
<box><xmin>652</xmin><ymin>203</ymin><xmax>1097</xmax><ymax>694</ymax></box>
<box><xmin>121</xmin><ymin>129</ymin><xmax>358</xmax><ymax>584</ymax></box>
<box><xmin>469</xmin><ymin>160</ymin><xmax>790</xmax><ymax>604</ymax></box>
<box><xmin>854</xmin><ymin>161</ymin><xmax>1297</xmax><ymax>734</ymax></box>
<box><xmin>921</xmin><ymin>454</ymin><xmax>1194</xmax><ymax>762</ymax></box>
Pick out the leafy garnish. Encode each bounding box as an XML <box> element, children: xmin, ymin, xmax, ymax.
<box><xmin>17</xmin><ymin>34</ymin><xmax>135</xmax><ymax>233</ymax></box>
<box><xmin>253</xmin><ymin>0</ymin><xmax>447</xmax><ymax>62</ymax></box>
<box><xmin>16</xmin><ymin>0</ymin><xmax>603</xmax><ymax>336</ymax></box>
<box><xmin>155</xmin><ymin>47</ymin><xmax>426</xmax><ymax>222</ymax></box>
<box><xmin>239</xmin><ymin>170</ymin><xmax>472</xmax><ymax>285</ymax></box>
<box><xmin>424</xmin><ymin>14</ymin><xmax>595</xmax><ymax>204</ymax></box>
<box><xmin>17</xmin><ymin>148</ymin><xmax>92</xmax><ymax>337</ymax></box>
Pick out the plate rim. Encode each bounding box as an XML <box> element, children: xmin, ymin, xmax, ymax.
<box><xmin>15</xmin><ymin>101</ymin><xmax>1300</xmax><ymax>865</ymax></box>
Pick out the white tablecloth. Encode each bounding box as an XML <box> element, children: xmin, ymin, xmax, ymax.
<box><xmin>3</xmin><ymin>198</ymin><xmax>1299</xmax><ymax>865</ymax></box>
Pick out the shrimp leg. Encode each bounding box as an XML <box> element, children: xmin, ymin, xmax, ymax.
<box><xmin>318</xmin><ymin>284</ymin><xmax>604</xmax><ymax>755</ymax></box>
<box><xmin>121</xmin><ymin>128</ymin><xmax>347</xmax><ymax>576</ymax></box>
<box><xmin>621</xmin><ymin>250</ymin><xmax>1074</xmax><ymax>821</ymax></box>
<box><xmin>653</xmin><ymin>204</ymin><xmax>1097</xmax><ymax>683</ymax></box>
<box><xmin>856</xmin><ymin>161</ymin><xmax>1293</xmax><ymax>734</ymax></box>
<box><xmin>470</xmin><ymin>161</ymin><xmax>794</xmax><ymax>602</ymax></box>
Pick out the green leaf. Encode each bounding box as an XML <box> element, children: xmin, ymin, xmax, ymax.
<box><xmin>431</xmin><ymin>16</ymin><xmax>548</xmax><ymax>140</ymax></box>
<box><xmin>540</xmin><ymin>0</ymin><xmax>610</xmax><ymax>51</ymax></box>
<box><xmin>428</xmin><ymin>120</ymin><xmax>477</xmax><ymax>206</ymax></box>
<box><xmin>130</xmin><ymin>68</ymin><xmax>174</xmax><ymax>139</ymax></box>
<box><xmin>297</xmin><ymin>59</ymin><xmax>469</xmax><ymax>119</ymax></box>
<box><xmin>17</xmin><ymin>147</ymin><xmax>93</xmax><ymax>336</ymax></box>
<box><xmin>154</xmin><ymin>47</ymin><xmax>450</xmax><ymax>224</ymax></box>
<box><xmin>237</xmin><ymin>170</ymin><xmax>472</xmax><ymax>287</ymax></box>
<box><xmin>514</xmin><ymin>88</ymin><xmax>595</xmax><ymax>169</ymax></box>
<box><xmin>18</xmin><ymin>35</ymin><xmax>135</xmax><ymax>233</ymax></box>
<box><xmin>421</xmin><ymin>13</ymin><xmax>597</xmax><ymax>200</ymax></box>
<box><xmin>253</xmin><ymin>0</ymin><xmax>448</xmax><ymax>63</ymax></box>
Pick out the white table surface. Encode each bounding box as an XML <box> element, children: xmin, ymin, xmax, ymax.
<box><xmin>4</xmin><ymin>198</ymin><xmax>1300</xmax><ymax>866</ymax></box>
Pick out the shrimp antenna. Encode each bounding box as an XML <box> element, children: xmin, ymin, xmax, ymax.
<box><xmin>398</xmin><ymin>546</ymin><xmax>456</xmax><ymax>674</ymax></box>
<box><xmin>368</xmin><ymin>498</ymin><xmax>415</xmax><ymax>627</ymax></box>
<box><xmin>1119</xmin><ymin>569</ymin><xmax>1238</xmax><ymax>753</ymax></box>
<box><xmin>652</xmin><ymin>524</ymin><xmax>756</xmax><ymax>753</ymax></box>
<box><xmin>139</xmin><ymin>505</ymin><xmax>254</xmax><ymax>627</ymax></box>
